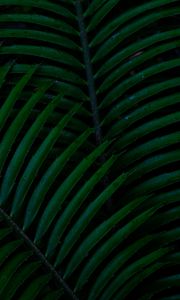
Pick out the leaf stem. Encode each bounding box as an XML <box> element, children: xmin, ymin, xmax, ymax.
<box><xmin>75</xmin><ymin>0</ymin><xmax>102</xmax><ymax>145</ymax></box>
<box><xmin>0</xmin><ymin>207</ymin><xmax>79</xmax><ymax>300</ymax></box>
<box><xmin>75</xmin><ymin>0</ymin><xmax>113</xmax><ymax>211</ymax></box>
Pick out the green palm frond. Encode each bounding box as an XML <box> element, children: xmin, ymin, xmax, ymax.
<box><xmin>0</xmin><ymin>0</ymin><xmax>179</xmax><ymax>299</ymax></box>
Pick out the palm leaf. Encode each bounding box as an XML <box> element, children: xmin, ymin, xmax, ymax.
<box><xmin>0</xmin><ymin>0</ymin><xmax>179</xmax><ymax>299</ymax></box>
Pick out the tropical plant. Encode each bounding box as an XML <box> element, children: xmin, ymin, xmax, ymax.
<box><xmin>0</xmin><ymin>0</ymin><xmax>179</xmax><ymax>299</ymax></box>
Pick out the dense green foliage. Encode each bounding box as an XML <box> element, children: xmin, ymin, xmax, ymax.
<box><xmin>0</xmin><ymin>0</ymin><xmax>180</xmax><ymax>299</ymax></box>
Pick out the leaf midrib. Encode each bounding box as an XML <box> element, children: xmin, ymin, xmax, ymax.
<box><xmin>0</xmin><ymin>207</ymin><xmax>79</xmax><ymax>300</ymax></box>
<box><xmin>75</xmin><ymin>0</ymin><xmax>102</xmax><ymax>145</ymax></box>
<box><xmin>75</xmin><ymin>0</ymin><xmax>114</xmax><ymax>212</ymax></box>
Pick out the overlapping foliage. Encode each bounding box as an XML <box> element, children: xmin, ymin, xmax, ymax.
<box><xmin>0</xmin><ymin>0</ymin><xmax>179</xmax><ymax>299</ymax></box>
